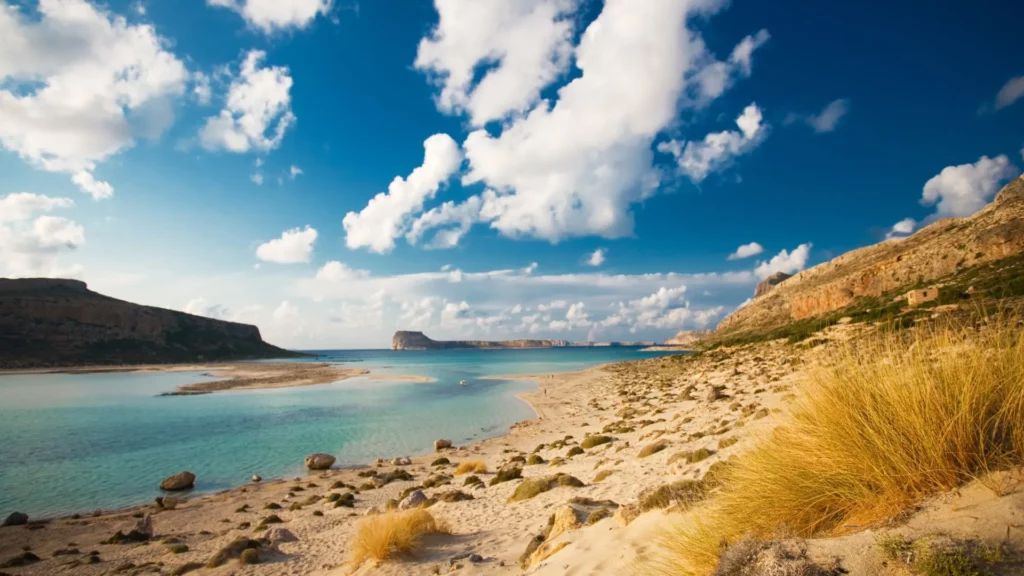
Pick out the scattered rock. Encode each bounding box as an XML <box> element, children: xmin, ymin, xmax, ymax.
<box><xmin>251</xmin><ymin>475</ymin><xmax>262</xmax><ymax>483</ymax></box>
<box><xmin>261</xmin><ymin>528</ymin><xmax>298</xmax><ymax>544</ymax></box>
<box><xmin>613</xmin><ymin>503</ymin><xmax>638</xmax><ymax>527</ymax></box>
<box><xmin>547</xmin><ymin>505</ymin><xmax>585</xmax><ymax>542</ymax></box>
<box><xmin>391</xmin><ymin>456</ymin><xmax>412</xmax><ymax>466</ymax></box>
<box><xmin>169</xmin><ymin>562</ymin><xmax>203</xmax><ymax>576</ymax></box>
<box><xmin>155</xmin><ymin>496</ymin><xmax>178</xmax><ymax>510</ymax></box>
<box><xmin>206</xmin><ymin>537</ymin><xmax>261</xmax><ymax>568</ymax></box>
<box><xmin>399</xmin><ymin>489</ymin><xmax>427</xmax><ymax>510</ymax></box>
<box><xmin>304</xmin><ymin>453</ymin><xmax>336</xmax><ymax>470</ymax></box>
<box><xmin>1</xmin><ymin>512</ymin><xmax>27</xmax><ymax>527</ymax></box>
<box><xmin>434</xmin><ymin>439</ymin><xmax>453</xmax><ymax>452</ymax></box>
<box><xmin>239</xmin><ymin>548</ymin><xmax>260</xmax><ymax>564</ymax></box>
<box><xmin>0</xmin><ymin>552</ymin><xmax>40</xmax><ymax>568</ymax></box>
<box><xmin>159</xmin><ymin>471</ymin><xmax>196</xmax><ymax>491</ymax></box>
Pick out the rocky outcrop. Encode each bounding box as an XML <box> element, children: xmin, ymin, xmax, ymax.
<box><xmin>0</xmin><ymin>279</ymin><xmax>301</xmax><ymax>369</ymax></box>
<box><xmin>160</xmin><ymin>471</ymin><xmax>196</xmax><ymax>491</ymax></box>
<box><xmin>304</xmin><ymin>453</ymin><xmax>336</xmax><ymax>470</ymax></box>
<box><xmin>717</xmin><ymin>176</ymin><xmax>1024</xmax><ymax>337</ymax></box>
<box><xmin>391</xmin><ymin>331</ymin><xmax>563</xmax><ymax>350</ymax></box>
<box><xmin>754</xmin><ymin>272</ymin><xmax>792</xmax><ymax>298</ymax></box>
<box><xmin>664</xmin><ymin>330</ymin><xmax>711</xmax><ymax>347</ymax></box>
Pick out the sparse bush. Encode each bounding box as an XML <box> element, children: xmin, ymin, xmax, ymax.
<box><xmin>527</xmin><ymin>454</ymin><xmax>545</xmax><ymax>465</ymax></box>
<box><xmin>431</xmin><ymin>457</ymin><xmax>450</xmax><ymax>466</ymax></box>
<box><xmin>586</xmin><ymin>508</ymin><xmax>612</xmax><ymax>525</ymax></box>
<box><xmin>718</xmin><ymin>437</ymin><xmax>739</xmax><ymax>450</ymax></box>
<box><xmin>349</xmin><ymin>509</ymin><xmax>450</xmax><ymax>566</ymax></box>
<box><xmin>638</xmin><ymin>441</ymin><xmax>669</xmax><ymax>458</ymax></box>
<box><xmin>508</xmin><ymin>474</ymin><xmax>584</xmax><ymax>502</ymax></box>
<box><xmin>594</xmin><ymin>469</ymin><xmax>614</xmax><ymax>482</ymax></box>
<box><xmin>463</xmin><ymin>475</ymin><xmax>482</xmax><ymax>487</ymax></box>
<box><xmin>567</xmin><ymin>446</ymin><xmax>585</xmax><ymax>457</ymax></box>
<box><xmin>581</xmin><ymin>435</ymin><xmax>613</xmax><ymax>449</ymax></box>
<box><xmin>454</xmin><ymin>460</ymin><xmax>488</xmax><ymax>475</ymax></box>
<box><xmin>638</xmin><ymin>480</ymin><xmax>707</xmax><ymax>512</ymax></box>
<box><xmin>489</xmin><ymin>466</ymin><xmax>522</xmax><ymax>486</ymax></box>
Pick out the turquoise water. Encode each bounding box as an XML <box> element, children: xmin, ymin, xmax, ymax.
<box><xmin>0</xmin><ymin>347</ymin><xmax>675</xmax><ymax>519</ymax></box>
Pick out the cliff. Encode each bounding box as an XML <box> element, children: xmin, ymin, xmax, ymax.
<box><xmin>391</xmin><ymin>331</ymin><xmax>565</xmax><ymax>350</ymax></box>
<box><xmin>0</xmin><ymin>279</ymin><xmax>301</xmax><ymax>369</ymax></box>
<box><xmin>715</xmin><ymin>175</ymin><xmax>1024</xmax><ymax>339</ymax></box>
<box><xmin>664</xmin><ymin>330</ymin><xmax>711</xmax><ymax>347</ymax></box>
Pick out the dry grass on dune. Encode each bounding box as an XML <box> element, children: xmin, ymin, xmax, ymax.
<box><xmin>454</xmin><ymin>460</ymin><xmax>488</xmax><ymax>475</ymax></box>
<box><xmin>644</xmin><ymin>323</ymin><xmax>1024</xmax><ymax>575</ymax></box>
<box><xmin>350</xmin><ymin>509</ymin><xmax>450</xmax><ymax>567</ymax></box>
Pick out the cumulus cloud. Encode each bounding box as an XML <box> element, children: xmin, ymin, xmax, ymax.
<box><xmin>272</xmin><ymin>300</ymin><xmax>299</xmax><ymax>322</ymax></box>
<box><xmin>994</xmin><ymin>76</ymin><xmax>1024</xmax><ymax>111</ymax></box>
<box><xmin>415</xmin><ymin>0</ymin><xmax>578</xmax><ymax>126</ymax></box>
<box><xmin>0</xmin><ymin>193</ymin><xmax>84</xmax><ymax>278</ymax></box>
<box><xmin>885</xmin><ymin>217</ymin><xmax>916</xmax><ymax>240</ymax></box>
<box><xmin>343</xmin><ymin>134</ymin><xmax>463</xmax><ymax>253</ymax></box>
<box><xmin>289</xmin><ymin>165</ymin><xmax>303</xmax><ymax>179</ymax></box>
<box><xmin>660</xmin><ymin>103</ymin><xmax>767</xmax><ymax>183</ymax></box>
<box><xmin>788</xmin><ymin>98</ymin><xmax>850</xmax><ymax>133</ymax></box>
<box><xmin>184</xmin><ymin>297</ymin><xmax>231</xmax><ymax>319</ymax></box>
<box><xmin>585</xmin><ymin>248</ymin><xmax>606</xmax><ymax>267</ymax></box>
<box><xmin>920</xmin><ymin>155</ymin><xmax>1019</xmax><ymax>219</ymax></box>
<box><xmin>315</xmin><ymin>260</ymin><xmax>370</xmax><ymax>282</ymax></box>
<box><xmin>0</xmin><ymin>0</ymin><xmax>189</xmax><ymax>199</ymax></box>
<box><xmin>727</xmin><ymin>241</ymin><xmax>763</xmax><ymax>260</ymax></box>
<box><xmin>753</xmin><ymin>243</ymin><xmax>811</xmax><ymax>280</ymax></box>
<box><xmin>207</xmin><ymin>0</ymin><xmax>331</xmax><ymax>33</ymax></box>
<box><xmin>405</xmin><ymin>0</ymin><xmax>769</xmax><ymax>247</ymax></box>
<box><xmin>255</xmin><ymin>225</ymin><xmax>318</xmax><ymax>263</ymax></box>
<box><xmin>199</xmin><ymin>50</ymin><xmax>296</xmax><ymax>153</ymax></box>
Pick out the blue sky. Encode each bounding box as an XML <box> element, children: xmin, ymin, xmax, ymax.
<box><xmin>1</xmin><ymin>0</ymin><xmax>1022</xmax><ymax>349</ymax></box>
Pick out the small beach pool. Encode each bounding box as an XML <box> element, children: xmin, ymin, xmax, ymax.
<box><xmin>0</xmin><ymin>347</ymin><xmax>679</xmax><ymax>518</ymax></box>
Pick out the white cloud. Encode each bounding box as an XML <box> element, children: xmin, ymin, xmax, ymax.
<box><xmin>250</xmin><ymin>172</ymin><xmax>264</xmax><ymax>185</ymax></box>
<box><xmin>192</xmin><ymin>71</ymin><xmax>212</xmax><ymax>105</ymax></box>
<box><xmin>272</xmin><ymin>300</ymin><xmax>299</xmax><ymax>323</ymax></box>
<box><xmin>207</xmin><ymin>0</ymin><xmax>332</xmax><ymax>33</ymax></box>
<box><xmin>409</xmin><ymin>0</ymin><xmax>768</xmax><ymax>246</ymax></box>
<box><xmin>415</xmin><ymin>0</ymin><xmax>578</xmax><ymax>126</ymax></box>
<box><xmin>199</xmin><ymin>50</ymin><xmax>296</xmax><ymax>153</ymax></box>
<box><xmin>315</xmin><ymin>260</ymin><xmax>370</xmax><ymax>282</ymax></box>
<box><xmin>0</xmin><ymin>0</ymin><xmax>189</xmax><ymax>199</ymax></box>
<box><xmin>537</xmin><ymin>299</ymin><xmax>569</xmax><ymax>312</ymax></box>
<box><xmin>921</xmin><ymin>155</ymin><xmax>1019</xmax><ymax>219</ymax></box>
<box><xmin>406</xmin><ymin>195</ymin><xmax>483</xmax><ymax>249</ymax></box>
<box><xmin>343</xmin><ymin>134</ymin><xmax>463</xmax><ymax>253</ymax></box>
<box><xmin>804</xmin><ymin>98</ymin><xmax>849</xmax><ymax>133</ymax></box>
<box><xmin>660</xmin><ymin>103</ymin><xmax>767</xmax><ymax>183</ymax></box>
<box><xmin>289</xmin><ymin>165</ymin><xmax>303</xmax><ymax>179</ymax></box>
<box><xmin>255</xmin><ymin>225</ymin><xmax>317</xmax><ymax>264</ymax></box>
<box><xmin>753</xmin><ymin>243</ymin><xmax>811</xmax><ymax>280</ymax></box>
<box><xmin>184</xmin><ymin>297</ymin><xmax>231</xmax><ymax>319</ymax></box>
<box><xmin>727</xmin><ymin>241</ymin><xmax>763</xmax><ymax>260</ymax></box>
<box><xmin>0</xmin><ymin>193</ymin><xmax>84</xmax><ymax>278</ymax></box>
<box><xmin>885</xmin><ymin>217</ymin><xmax>916</xmax><ymax>240</ymax></box>
<box><xmin>585</xmin><ymin>248</ymin><xmax>606</xmax><ymax>267</ymax></box>
<box><xmin>994</xmin><ymin>76</ymin><xmax>1024</xmax><ymax>111</ymax></box>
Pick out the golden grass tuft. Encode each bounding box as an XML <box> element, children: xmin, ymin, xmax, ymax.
<box><xmin>453</xmin><ymin>460</ymin><xmax>488</xmax><ymax>475</ymax></box>
<box><xmin>645</xmin><ymin>323</ymin><xmax>1024</xmax><ymax>575</ymax></box>
<box><xmin>349</xmin><ymin>509</ymin><xmax>450</xmax><ymax>567</ymax></box>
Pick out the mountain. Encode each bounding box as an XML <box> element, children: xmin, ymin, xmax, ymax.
<box><xmin>391</xmin><ymin>331</ymin><xmax>567</xmax><ymax>350</ymax></box>
<box><xmin>664</xmin><ymin>329</ymin><xmax>712</xmax><ymax>347</ymax></box>
<box><xmin>0</xmin><ymin>278</ymin><xmax>302</xmax><ymax>369</ymax></box>
<box><xmin>712</xmin><ymin>175</ymin><xmax>1024</xmax><ymax>344</ymax></box>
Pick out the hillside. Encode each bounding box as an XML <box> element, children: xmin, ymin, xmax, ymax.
<box><xmin>710</xmin><ymin>175</ymin><xmax>1024</xmax><ymax>344</ymax></box>
<box><xmin>0</xmin><ymin>279</ymin><xmax>301</xmax><ymax>369</ymax></box>
<box><xmin>391</xmin><ymin>331</ymin><xmax>567</xmax><ymax>350</ymax></box>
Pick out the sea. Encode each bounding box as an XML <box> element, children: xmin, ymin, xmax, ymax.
<box><xmin>0</xmin><ymin>347</ymin><xmax>679</xmax><ymax>519</ymax></box>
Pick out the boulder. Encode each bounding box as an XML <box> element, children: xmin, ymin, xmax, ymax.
<box><xmin>546</xmin><ymin>505</ymin><xmax>585</xmax><ymax>542</ymax></box>
<box><xmin>704</xmin><ymin>386</ymin><xmax>720</xmax><ymax>403</ymax></box>
<box><xmin>391</xmin><ymin>456</ymin><xmax>412</xmax><ymax>466</ymax></box>
<box><xmin>134</xmin><ymin>514</ymin><xmax>154</xmax><ymax>539</ymax></box>
<box><xmin>251</xmin><ymin>475</ymin><xmax>262</xmax><ymax>483</ymax></box>
<box><xmin>304</xmin><ymin>453</ymin><xmax>336</xmax><ymax>470</ymax></box>
<box><xmin>261</xmin><ymin>527</ymin><xmax>298</xmax><ymax>544</ymax></box>
<box><xmin>154</xmin><ymin>496</ymin><xmax>178</xmax><ymax>510</ymax></box>
<box><xmin>398</xmin><ymin>490</ymin><xmax>427</xmax><ymax>510</ymax></box>
<box><xmin>613</xmin><ymin>503</ymin><xmax>638</xmax><ymax>527</ymax></box>
<box><xmin>159</xmin><ymin>471</ymin><xmax>196</xmax><ymax>491</ymax></box>
<box><xmin>1</xmin><ymin>512</ymin><xmax>28</xmax><ymax>527</ymax></box>
<box><xmin>434</xmin><ymin>439</ymin><xmax>452</xmax><ymax>452</ymax></box>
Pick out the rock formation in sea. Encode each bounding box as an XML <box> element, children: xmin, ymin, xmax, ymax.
<box><xmin>0</xmin><ymin>278</ymin><xmax>302</xmax><ymax>369</ymax></box>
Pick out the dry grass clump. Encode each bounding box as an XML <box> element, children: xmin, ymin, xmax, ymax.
<box><xmin>349</xmin><ymin>509</ymin><xmax>450</xmax><ymax>567</ymax></box>
<box><xmin>644</xmin><ymin>324</ymin><xmax>1024</xmax><ymax>575</ymax></box>
<box><xmin>508</xmin><ymin>474</ymin><xmax>585</xmax><ymax>502</ymax></box>
<box><xmin>453</xmin><ymin>460</ymin><xmax>488</xmax><ymax>475</ymax></box>
<box><xmin>594</xmin><ymin>469</ymin><xmax>614</xmax><ymax>482</ymax></box>
<box><xmin>638</xmin><ymin>440</ymin><xmax>669</xmax><ymax>458</ymax></box>
<box><xmin>489</xmin><ymin>466</ymin><xmax>523</xmax><ymax>486</ymax></box>
<box><xmin>877</xmin><ymin>534</ymin><xmax>1011</xmax><ymax>576</ymax></box>
<box><xmin>718</xmin><ymin>437</ymin><xmax>739</xmax><ymax>450</ymax></box>
<box><xmin>581</xmin><ymin>435</ymin><xmax>614</xmax><ymax>449</ymax></box>
<box><xmin>638</xmin><ymin>480</ymin><xmax>708</xmax><ymax>512</ymax></box>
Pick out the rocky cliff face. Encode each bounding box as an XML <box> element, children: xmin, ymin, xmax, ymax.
<box><xmin>754</xmin><ymin>272</ymin><xmax>792</xmax><ymax>298</ymax></box>
<box><xmin>0</xmin><ymin>279</ymin><xmax>300</xmax><ymax>368</ymax></box>
<box><xmin>664</xmin><ymin>330</ymin><xmax>711</xmax><ymax>347</ymax></box>
<box><xmin>391</xmin><ymin>331</ymin><xmax>563</xmax><ymax>350</ymax></box>
<box><xmin>716</xmin><ymin>176</ymin><xmax>1024</xmax><ymax>337</ymax></box>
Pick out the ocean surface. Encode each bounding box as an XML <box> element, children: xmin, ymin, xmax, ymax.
<box><xmin>0</xmin><ymin>347</ymin><xmax>678</xmax><ymax>519</ymax></box>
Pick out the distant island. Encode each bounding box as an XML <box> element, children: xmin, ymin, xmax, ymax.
<box><xmin>391</xmin><ymin>330</ymin><xmax>654</xmax><ymax>350</ymax></box>
<box><xmin>0</xmin><ymin>278</ymin><xmax>303</xmax><ymax>369</ymax></box>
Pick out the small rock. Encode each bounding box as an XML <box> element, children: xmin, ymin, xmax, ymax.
<box><xmin>1</xmin><ymin>512</ymin><xmax>27</xmax><ymax>527</ymax></box>
<box><xmin>304</xmin><ymin>453</ymin><xmax>336</xmax><ymax>470</ymax></box>
<box><xmin>1</xmin><ymin>551</ymin><xmax>40</xmax><ymax>568</ymax></box>
<box><xmin>469</xmin><ymin>553</ymin><xmax>483</xmax><ymax>563</ymax></box>
<box><xmin>391</xmin><ymin>456</ymin><xmax>412</xmax><ymax>466</ymax></box>
<box><xmin>398</xmin><ymin>490</ymin><xmax>427</xmax><ymax>510</ymax></box>
<box><xmin>239</xmin><ymin>548</ymin><xmax>260</xmax><ymax>564</ymax></box>
<box><xmin>434</xmin><ymin>439</ymin><xmax>452</xmax><ymax>452</ymax></box>
<box><xmin>155</xmin><ymin>496</ymin><xmax>178</xmax><ymax>510</ymax></box>
<box><xmin>159</xmin><ymin>471</ymin><xmax>196</xmax><ymax>491</ymax></box>
<box><xmin>703</xmin><ymin>387</ymin><xmax>720</xmax><ymax>403</ymax></box>
<box><xmin>251</xmin><ymin>475</ymin><xmax>262</xmax><ymax>483</ymax></box>
<box><xmin>547</xmin><ymin>505</ymin><xmax>585</xmax><ymax>542</ymax></box>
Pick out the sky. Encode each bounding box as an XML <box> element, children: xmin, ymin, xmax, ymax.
<box><xmin>1</xmin><ymin>0</ymin><xmax>1023</xmax><ymax>349</ymax></box>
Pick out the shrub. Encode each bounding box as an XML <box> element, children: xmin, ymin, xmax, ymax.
<box><xmin>594</xmin><ymin>469</ymin><xmax>614</xmax><ymax>482</ymax></box>
<box><xmin>349</xmin><ymin>509</ymin><xmax>450</xmax><ymax>566</ymax></box>
<box><xmin>638</xmin><ymin>441</ymin><xmax>668</xmax><ymax>458</ymax></box>
<box><xmin>567</xmin><ymin>446</ymin><xmax>585</xmax><ymax>457</ymax></box>
<box><xmin>431</xmin><ymin>457</ymin><xmax>450</xmax><ymax>466</ymax></box>
<box><xmin>489</xmin><ymin>466</ymin><xmax>522</xmax><ymax>486</ymax></box>
<box><xmin>644</xmin><ymin>324</ymin><xmax>1024</xmax><ymax>575</ymax></box>
<box><xmin>586</xmin><ymin>508</ymin><xmax>612</xmax><ymax>525</ymax></box>
<box><xmin>527</xmin><ymin>454</ymin><xmax>545</xmax><ymax>465</ymax></box>
<box><xmin>508</xmin><ymin>474</ymin><xmax>584</xmax><ymax>502</ymax></box>
<box><xmin>638</xmin><ymin>480</ymin><xmax>707</xmax><ymax>512</ymax></box>
<box><xmin>454</xmin><ymin>460</ymin><xmax>488</xmax><ymax>475</ymax></box>
<box><xmin>462</xmin><ymin>475</ymin><xmax>482</xmax><ymax>487</ymax></box>
<box><xmin>581</xmin><ymin>435</ymin><xmax>613</xmax><ymax>449</ymax></box>
<box><xmin>718</xmin><ymin>437</ymin><xmax>739</xmax><ymax>450</ymax></box>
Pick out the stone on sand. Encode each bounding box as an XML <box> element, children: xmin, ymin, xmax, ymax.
<box><xmin>434</xmin><ymin>438</ymin><xmax>453</xmax><ymax>452</ymax></box>
<box><xmin>304</xmin><ymin>453</ymin><xmax>336</xmax><ymax>470</ymax></box>
<box><xmin>159</xmin><ymin>471</ymin><xmax>196</xmax><ymax>491</ymax></box>
<box><xmin>398</xmin><ymin>489</ymin><xmax>427</xmax><ymax>510</ymax></box>
<box><xmin>1</xmin><ymin>512</ymin><xmax>27</xmax><ymax>527</ymax></box>
<box><xmin>262</xmin><ymin>527</ymin><xmax>298</xmax><ymax>544</ymax></box>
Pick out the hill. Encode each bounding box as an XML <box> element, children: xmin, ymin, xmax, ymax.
<box><xmin>0</xmin><ymin>278</ymin><xmax>302</xmax><ymax>369</ymax></box>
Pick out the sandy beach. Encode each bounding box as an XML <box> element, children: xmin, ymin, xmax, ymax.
<box><xmin>2</xmin><ymin>336</ymin><xmax>1022</xmax><ymax>575</ymax></box>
